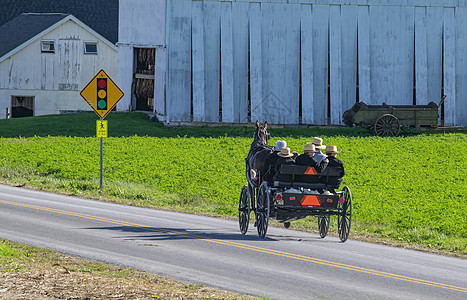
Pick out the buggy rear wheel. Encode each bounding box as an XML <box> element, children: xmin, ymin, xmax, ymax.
<box><xmin>238</xmin><ymin>185</ymin><xmax>250</xmax><ymax>235</ymax></box>
<box><xmin>318</xmin><ymin>215</ymin><xmax>330</xmax><ymax>238</ymax></box>
<box><xmin>256</xmin><ymin>182</ymin><xmax>270</xmax><ymax>239</ymax></box>
<box><xmin>374</xmin><ymin>114</ymin><xmax>400</xmax><ymax>137</ymax></box>
<box><xmin>338</xmin><ymin>186</ymin><xmax>352</xmax><ymax>242</ymax></box>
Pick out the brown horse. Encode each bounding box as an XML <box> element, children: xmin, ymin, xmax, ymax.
<box><xmin>247</xmin><ymin>121</ymin><xmax>273</xmax><ymax>178</ymax></box>
<box><xmin>245</xmin><ymin>121</ymin><xmax>274</xmax><ymax>214</ymax></box>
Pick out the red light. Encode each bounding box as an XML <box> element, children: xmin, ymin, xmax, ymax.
<box><xmin>98</xmin><ymin>79</ymin><xmax>107</xmax><ymax>88</ymax></box>
<box><xmin>339</xmin><ymin>197</ymin><xmax>345</xmax><ymax>204</ymax></box>
<box><xmin>275</xmin><ymin>194</ymin><xmax>282</xmax><ymax>201</ymax></box>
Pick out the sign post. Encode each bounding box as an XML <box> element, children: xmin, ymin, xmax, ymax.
<box><xmin>100</xmin><ymin>130</ymin><xmax>103</xmax><ymax>189</ymax></box>
<box><xmin>80</xmin><ymin>70</ymin><xmax>123</xmax><ymax>189</ymax></box>
<box><xmin>96</xmin><ymin>120</ymin><xmax>108</xmax><ymax>189</ymax></box>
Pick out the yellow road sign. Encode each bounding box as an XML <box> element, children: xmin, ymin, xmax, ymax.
<box><xmin>96</xmin><ymin>120</ymin><xmax>108</xmax><ymax>138</ymax></box>
<box><xmin>80</xmin><ymin>69</ymin><xmax>124</xmax><ymax>119</ymax></box>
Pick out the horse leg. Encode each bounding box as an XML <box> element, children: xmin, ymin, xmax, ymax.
<box><xmin>248</xmin><ymin>182</ymin><xmax>256</xmax><ymax>211</ymax></box>
<box><xmin>247</xmin><ymin>182</ymin><xmax>257</xmax><ymax>227</ymax></box>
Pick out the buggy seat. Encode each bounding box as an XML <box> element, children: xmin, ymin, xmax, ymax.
<box><xmin>273</xmin><ymin>165</ymin><xmax>342</xmax><ymax>191</ymax></box>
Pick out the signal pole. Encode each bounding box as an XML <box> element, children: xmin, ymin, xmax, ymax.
<box><xmin>100</xmin><ymin>119</ymin><xmax>103</xmax><ymax>190</ymax></box>
<box><xmin>80</xmin><ymin>70</ymin><xmax>124</xmax><ymax>190</ymax></box>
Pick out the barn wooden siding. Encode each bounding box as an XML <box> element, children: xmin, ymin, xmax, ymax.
<box><xmin>165</xmin><ymin>0</ymin><xmax>467</xmax><ymax>126</ymax></box>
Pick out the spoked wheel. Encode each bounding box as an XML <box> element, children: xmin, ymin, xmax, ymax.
<box><xmin>238</xmin><ymin>185</ymin><xmax>250</xmax><ymax>235</ymax></box>
<box><xmin>256</xmin><ymin>182</ymin><xmax>270</xmax><ymax>239</ymax></box>
<box><xmin>317</xmin><ymin>215</ymin><xmax>330</xmax><ymax>238</ymax></box>
<box><xmin>337</xmin><ymin>186</ymin><xmax>352</xmax><ymax>242</ymax></box>
<box><xmin>374</xmin><ymin>114</ymin><xmax>400</xmax><ymax>137</ymax></box>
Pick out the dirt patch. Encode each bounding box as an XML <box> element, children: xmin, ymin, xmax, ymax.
<box><xmin>0</xmin><ymin>241</ymin><xmax>251</xmax><ymax>300</ymax></box>
<box><xmin>0</xmin><ymin>269</ymin><xmax>244</xmax><ymax>299</ymax></box>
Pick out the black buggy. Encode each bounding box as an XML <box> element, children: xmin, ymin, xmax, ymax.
<box><xmin>239</xmin><ymin>164</ymin><xmax>352</xmax><ymax>242</ymax></box>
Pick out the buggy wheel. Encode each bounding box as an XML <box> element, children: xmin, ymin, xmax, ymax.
<box><xmin>256</xmin><ymin>182</ymin><xmax>270</xmax><ymax>239</ymax></box>
<box><xmin>283</xmin><ymin>222</ymin><xmax>291</xmax><ymax>229</ymax></box>
<box><xmin>318</xmin><ymin>215</ymin><xmax>330</xmax><ymax>238</ymax></box>
<box><xmin>338</xmin><ymin>186</ymin><xmax>352</xmax><ymax>242</ymax></box>
<box><xmin>374</xmin><ymin>114</ymin><xmax>400</xmax><ymax>137</ymax></box>
<box><xmin>238</xmin><ymin>185</ymin><xmax>250</xmax><ymax>235</ymax></box>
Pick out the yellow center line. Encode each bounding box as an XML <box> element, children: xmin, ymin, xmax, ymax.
<box><xmin>1</xmin><ymin>199</ymin><xmax>466</xmax><ymax>293</ymax></box>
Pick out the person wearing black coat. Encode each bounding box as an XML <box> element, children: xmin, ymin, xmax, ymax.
<box><xmin>295</xmin><ymin>143</ymin><xmax>322</xmax><ymax>172</ymax></box>
<box><xmin>262</xmin><ymin>140</ymin><xmax>287</xmax><ymax>182</ymax></box>
<box><xmin>273</xmin><ymin>147</ymin><xmax>295</xmax><ymax>182</ymax></box>
<box><xmin>295</xmin><ymin>143</ymin><xmax>323</xmax><ymax>183</ymax></box>
<box><xmin>320</xmin><ymin>145</ymin><xmax>345</xmax><ymax>189</ymax></box>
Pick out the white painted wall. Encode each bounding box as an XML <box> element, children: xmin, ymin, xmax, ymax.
<box><xmin>117</xmin><ymin>46</ymin><xmax>134</xmax><ymax>112</ymax></box>
<box><xmin>119</xmin><ymin>0</ymin><xmax>467</xmax><ymax>126</ymax></box>
<box><xmin>166</xmin><ymin>0</ymin><xmax>191</xmax><ymax>122</ymax></box>
<box><xmin>0</xmin><ymin>19</ymin><xmax>117</xmax><ymax>118</ymax></box>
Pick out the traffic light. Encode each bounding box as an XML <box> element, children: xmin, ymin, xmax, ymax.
<box><xmin>97</xmin><ymin>78</ymin><xmax>107</xmax><ymax>110</ymax></box>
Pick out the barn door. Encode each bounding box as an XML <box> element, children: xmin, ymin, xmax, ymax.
<box><xmin>11</xmin><ymin>96</ymin><xmax>34</xmax><ymax>118</ymax></box>
<box><xmin>133</xmin><ymin>48</ymin><xmax>155</xmax><ymax>111</ymax></box>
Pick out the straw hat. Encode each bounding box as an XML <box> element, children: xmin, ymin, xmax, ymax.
<box><xmin>312</xmin><ymin>137</ymin><xmax>326</xmax><ymax>149</ymax></box>
<box><xmin>275</xmin><ymin>140</ymin><xmax>287</xmax><ymax>151</ymax></box>
<box><xmin>278</xmin><ymin>147</ymin><xmax>293</xmax><ymax>158</ymax></box>
<box><xmin>325</xmin><ymin>145</ymin><xmax>338</xmax><ymax>154</ymax></box>
<box><xmin>304</xmin><ymin>143</ymin><xmax>315</xmax><ymax>152</ymax></box>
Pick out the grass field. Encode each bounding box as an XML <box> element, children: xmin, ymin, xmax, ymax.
<box><xmin>0</xmin><ymin>112</ymin><xmax>465</xmax><ymax>256</ymax></box>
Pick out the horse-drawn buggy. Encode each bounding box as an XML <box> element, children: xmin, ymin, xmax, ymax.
<box><xmin>239</xmin><ymin>122</ymin><xmax>352</xmax><ymax>242</ymax></box>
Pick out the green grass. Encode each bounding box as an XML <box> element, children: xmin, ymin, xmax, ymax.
<box><xmin>0</xmin><ymin>112</ymin><xmax>465</xmax><ymax>256</ymax></box>
<box><xmin>0</xmin><ymin>241</ymin><xmax>26</xmax><ymax>262</ymax></box>
<box><xmin>0</xmin><ymin>239</ymin><xmax>37</xmax><ymax>272</ymax></box>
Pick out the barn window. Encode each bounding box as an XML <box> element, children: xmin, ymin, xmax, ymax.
<box><xmin>84</xmin><ymin>42</ymin><xmax>98</xmax><ymax>54</ymax></box>
<box><xmin>41</xmin><ymin>40</ymin><xmax>55</xmax><ymax>53</ymax></box>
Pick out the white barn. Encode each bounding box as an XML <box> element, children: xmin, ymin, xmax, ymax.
<box><xmin>117</xmin><ymin>0</ymin><xmax>467</xmax><ymax>127</ymax></box>
<box><xmin>0</xmin><ymin>13</ymin><xmax>118</xmax><ymax>118</ymax></box>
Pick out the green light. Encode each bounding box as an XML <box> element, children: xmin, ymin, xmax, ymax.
<box><xmin>98</xmin><ymin>100</ymin><xmax>107</xmax><ymax>109</ymax></box>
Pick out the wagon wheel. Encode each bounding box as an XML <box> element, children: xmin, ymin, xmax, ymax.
<box><xmin>317</xmin><ymin>215</ymin><xmax>330</xmax><ymax>238</ymax></box>
<box><xmin>337</xmin><ymin>186</ymin><xmax>352</xmax><ymax>243</ymax></box>
<box><xmin>374</xmin><ymin>114</ymin><xmax>400</xmax><ymax>137</ymax></box>
<box><xmin>238</xmin><ymin>185</ymin><xmax>251</xmax><ymax>235</ymax></box>
<box><xmin>256</xmin><ymin>182</ymin><xmax>270</xmax><ymax>239</ymax></box>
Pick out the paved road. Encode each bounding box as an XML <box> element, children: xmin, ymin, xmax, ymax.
<box><xmin>0</xmin><ymin>184</ymin><xmax>466</xmax><ymax>299</ymax></box>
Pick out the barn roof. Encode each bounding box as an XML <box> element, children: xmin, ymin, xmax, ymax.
<box><xmin>0</xmin><ymin>13</ymin><xmax>117</xmax><ymax>62</ymax></box>
<box><xmin>0</xmin><ymin>0</ymin><xmax>118</xmax><ymax>44</ymax></box>
<box><xmin>0</xmin><ymin>13</ymin><xmax>70</xmax><ymax>59</ymax></box>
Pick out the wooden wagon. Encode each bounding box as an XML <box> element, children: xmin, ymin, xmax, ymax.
<box><xmin>343</xmin><ymin>94</ymin><xmax>446</xmax><ymax>136</ymax></box>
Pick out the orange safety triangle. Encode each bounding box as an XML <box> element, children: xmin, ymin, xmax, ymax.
<box><xmin>301</xmin><ymin>195</ymin><xmax>321</xmax><ymax>207</ymax></box>
<box><xmin>305</xmin><ymin>167</ymin><xmax>317</xmax><ymax>175</ymax></box>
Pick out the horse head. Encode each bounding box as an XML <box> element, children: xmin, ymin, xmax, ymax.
<box><xmin>253</xmin><ymin>120</ymin><xmax>270</xmax><ymax>147</ymax></box>
<box><xmin>247</xmin><ymin>121</ymin><xmax>273</xmax><ymax>184</ymax></box>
